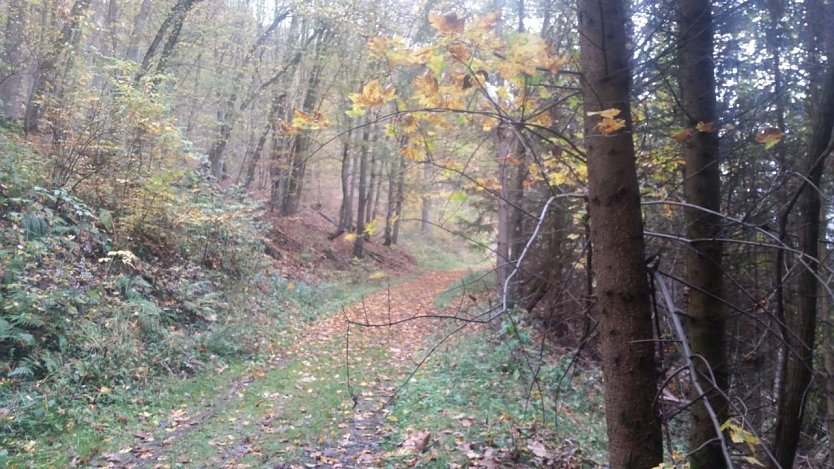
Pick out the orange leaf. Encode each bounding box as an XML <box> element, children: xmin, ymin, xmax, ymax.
<box><xmin>447</xmin><ymin>42</ymin><xmax>471</xmax><ymax>61</ymax></box>
<box><xmin>755</xmin><ymin>127</ymin><xmax>785</xmax><ymax>150</ymax></box>
<box><xmin>696</xmin><ymin>121</ymin><xmax>715</xmax><ymax>133</ymax></box>
<box><xmin>670</xmin><ymin>128</ymin><xmax>693</xmax><ymax>142</ymax></box>
<box><xmin>429</xmin><ymin>12</ymin><xmax>465</xmax><ymax>34</ymax></box>
<box><xmin>349</xmin><ymin>80</ymin><xmax>396</xmax><ymax>108</ymax></box>
<box><xmin>597</xmin><ymin>117</ymin><xmax>626</xmax><ymax>135</ymax></box>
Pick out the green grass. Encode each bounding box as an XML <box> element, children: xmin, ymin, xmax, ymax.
<box><xmin>381</xmin><ymin>322</ymin><xmax>608</xmax><ymax>467</ymax></box>
<box><xmin>434</xmin><ymin>269</ymin><xmax>496</xmax><ymax>307</ymax></box>
<box><xmin>0</xmin><ymin>271</ymin><xmax>393</xmax><ymax>468</ymax></box>
<box><xmin>400</xmin><ymin>236</ymin><xmax>490</xmax><ymax>272</ymax></box>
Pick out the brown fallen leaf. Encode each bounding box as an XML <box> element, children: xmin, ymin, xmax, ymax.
<box><xmin>401</xmin><ymin>429</ymin><xmax>431</xmax><ymax>453</ymax></box>
<box><xmin>527</xmin><ymin>438</ymin><xmax>551</xmax><ymax>459</ymax></box>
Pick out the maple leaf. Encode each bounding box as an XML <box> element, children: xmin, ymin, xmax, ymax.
<box><xmin>401</xmin><ymin>145</ymin><xmax>422</xmax><ymax>161</ymax></box>
<box><xmin>696</xmin><ymin>121</ymin><xmax>715</xmax><ymax>133</ymax></box>
<box><xmin>587</xmin><ymin>108</ymin><xmax>626</xmax><ymax>135</ymax></box>
<box><xmin>447</xmin><ymin>41</ymin><xmax>471</xmax><ymax>61</ymax></box>
<box><xmin>292</xmin><ymin>109</ymin><xmax>329</xmax><ymax>129</ymax></box>
<box><xmin>366</xmin><ymin>36</ymin><xmax>388</xmax><ymax>55</ymax></box>
<box><xmin>670</xmin><ymin>128</ymin><xmax>693</xmax><ymax>142</ymax></box>
<box><xmin>587</xmin><ymin>108</ymin><xmax>622</xmax><ymax>119</ymax></box>
<box><xmin>598</xmin><ymin>117</ymin><xmax>626</xmax><ymax>135</ymax></box>
<box><xmin>755</xmin><ymin>127</ymin><xmax>785</xmax><ymax>149</ymax></box>
<box><xmin>429</xmin><ymin>12</ymin><xmax>465</xmax><ymax>34</ymax></box>
<box><xmin>349</xmin><ymin>80</ymin><xmax>396</xmax><ymax>108</ymax></box>
<box><xmin>413</xmin><ymin>73</ymin><xmax>439</xmax><ymax>97</ymax></box>
<box><xmin>407</xmin><ymin>47</ymin><xmax>433</xmax><ymax>65</ymax></box>
<box><xmin>401</xmin><ymin>430</ymin><xmax>431</xmax><ymax>453</ymax></box>
<box><xmin>278</xmin><ymin>120</ymin><xmax>300</xmax><ymax>135</ymax></box>
<box><xmin>469</xmin><ymin>12</ymin><xmax>500</xmax><ymax>34</ymax></box>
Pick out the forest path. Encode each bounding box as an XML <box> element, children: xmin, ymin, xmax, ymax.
<box><xmin>99</xmin><ymin>269</ymin><xmax>468</xmax><ymax>468</ymax></box>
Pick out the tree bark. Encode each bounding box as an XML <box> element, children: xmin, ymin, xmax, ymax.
<box><xmin>577</xmin><ymin>0</ymin><xmax>663</xmax><ymax>466</ymax></box>
<box><xmin>383</xmin><ymin>151</ymin><xmax>402</xmax><ymax>246</ymax></box>
<box><xmin>126</xmin><ymin>0</ymin><xmax>152</xmax><ymax>63</ymax></box>
<box><xmin>243</xmin><ymin>93</ymin><xmax>284</xmax><ymax>190</ymax></box>
<box><xmin>0</xmin><ymin>0</ymin><xmax>25</xmax><ymax>120</ymax></box>
<box><xmin>677</xmin><ymin>0</ymin><xmax>727</xmax><ymax>466</ymax></box>
<box><xmin>134</xmin><ymin>0</ymin><xmax>202</xmax><ymax>84</ymax></box>
<box><xmin>391</xmin><ymin>149</ymin><xmax>406</xmax><ymax>245</ymax></box>
<box><xmin>24</xmin><ymin>0</ymin><xmax>92</xmax><ymax>134</ymax></box>
<box><xmin>337</xmin><ymin>132</ymin><xmax>354</xmax><ymax>232</ymax></box>
<box><xmin>495</xmin><ymin>122</ymin><xmax>515</xmax><ymax>303</ymax></box>
<box><xmin>420</xmin><ymin>160</ymin><xmax>432</xmax><ymax>235</ymax></box>
<box><xmin>771</xmin><ymin>41</ymin><xmax>834</xmax><ymax>469</ymax></box>
<box><xmin>206</xmin><ymin>6</ymin><xmax>292</xmax><ymax>179</ymax></box>
<box><xmin>280</xmin><ymin>28</ymin><xmax>330</xmax><ymax>215</ymax></box>
<box><xmin>353</xmin><ymin>126</ymin><xmax>370</xmax><ymax>258</ymax></box>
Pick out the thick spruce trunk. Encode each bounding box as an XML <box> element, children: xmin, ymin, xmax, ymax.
<box><xmin>577</xmin><ymin>0</ymin><xmax>663</xmax><ymax>466</ymax></box>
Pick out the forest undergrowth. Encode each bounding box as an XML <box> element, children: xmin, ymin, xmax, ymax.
<box><xmin>0</xmin><ymin>125</ymin><xmax>606</xmax><ymax>467</ymax></box>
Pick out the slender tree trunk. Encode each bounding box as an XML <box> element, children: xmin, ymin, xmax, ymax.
<box><xmin>281</xmin><ymin>30</ymin><xmax>330</xmax><ymax>216</ymax></box>
<box><xmin>244</xmin><ymin>93</ymin><xmax>284</xmax><ymax>190</ymax></box>
<box><xmin>371</xmin><ymin>158</ymin><xmax>385</xmax><ymax>222</ymax></box>
<box><xmin>134</xmin><ymin>0</ymin><xmax>202</xmax><ymax>84</ymax></box>
<box><xmin>678</xmin><ymin>0</ymin><xmax>727</xmax><ymax>466</ymax></box>
<box><xmin>420</xmin><ymin>160</ymin><xmax>432</xmax><ymax>235</ymax></box>
<box><xmin>391</xmin><ymin>150</ymin><xmax>406</xmax><ymax>245</ymax></box>
<box><xmin>268</xmin><ymin>121</ymin><xmax>287</xmax><ymax>210</ymax></box>
<box><xmin>495</xmin><ymin>122</ymin><xmax>515</xmax><ymax>302</ymax></box>
<box><xmin>24</xmin><ymin>0</ymin><xmax>92</xmax><ymax>134</ymax></box>
<box><xmin>577</xmin><ymin>0</ymin><xmax>663</xmax><ymax>466</ymax></box>
<box><xmin>365</xmin><ymin>146</ymin><xmax>378</xmax><ymax>224</ymax></box>
<box><xmin>353</xmin><ymin>126</ymin><xmax>370</xmax><ymax>258</ymax></box>
<box><xmin>1</xmin><ymin>0</ymin><xmax>25</xmax><ymax>120</ymax></box>
<box><xmin>383</xmin><ymin>153</ymin><xmax>402</xmax><ymax>246</ymax></box>
<box><xmin>337</xmin><ymin>133</ymin><xmax>353</xmax><ymax>232</ymax></box>
<box><xmin>772</xmin><ymin>47</ymin><xmax>834</xmax><ymax>469</ymax></box>
<box><xmin>126</xmin><ymin>0</ymin><xmax>152</xmax><ymax>62</ymax></box>
<box><xmin>508</xmin><ymin>148</ymin><xmax>527</xmax><ymax>298</ymax></box>
<box><xmin>206</xmin><ymin>7</ymin><xmax>291</xmax><ymax>179</ymax></box>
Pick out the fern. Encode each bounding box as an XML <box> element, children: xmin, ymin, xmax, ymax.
<box><xmin>7</xmin><ymin>366</ymin><xmax>33</xmax><ymax>378</ymax></box>
<box><xmin>22</xmin><ymin>212</ymin><xmax>48</xmax><ymax>240</ymax></box>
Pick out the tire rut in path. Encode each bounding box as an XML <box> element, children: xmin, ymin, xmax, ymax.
<box><xmin>98</xmin><ymin>269</ymin><xmax>466</xmax><ymax>468</ymax></box>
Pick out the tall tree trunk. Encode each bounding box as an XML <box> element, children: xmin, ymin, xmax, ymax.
<box><xmin>577</xmin><ymin>0</ymin><xmax>663</xmax><ymax>466</ymax></box>
<box><xmin>1</xmin><ymin>0</ymin><xmax>25</xmax><ymax>120</ymax></box>
<box><xmin>268</xmin><ymin>119</ymin><xmax>287</xmax><ymax>210</ymax></box>
<box><xmin>337</xmin><ymin>133</ymin><xmax>354</xmax><ymax>232</ymax></box>
<box><xmin>365</xmin><ymin>146</ymin><xmax>378</xmax><ymax>224</ymax></box>
<box><xmin>24</xmin><ymin>0</ymin><xmax>92</xmax><ymax>134</ymax></box>
<box><xmin>677</xmin><ymin>0</ymin><xmax>727</xmax><ymax>466</ymax></box>
<box><xmin>508</xmin><ymin>148</ymin><xmax>527</xmax><ymax>300</ymax></box>
<box><xmin>206</xmin><ymin>6</ymin><xmax>292</xmax><ymax>179</ymax></box>
<box><xmin>372</xmin><ymin>158</ymin><xmax>385</xmax><ymax>222</ymax></box>
<box><xmin>391</xmin><ymin>150</ymin><xmax>406</xmax><ymax>245</ymax></box>
<box><xmin>126</xmin><ymin>0</ymin><xmax>152</xmax><ymax>63</ymax></box>
<box><xmin>134</xmin><ymin>0</ymin><xmax>202</xmax><ymax>84</ymax></box>
<box><xmin>353</xmin><ymin>126</ymin><xmax>370</xmax><ymax>258</ymax></box>
<box><xmin>420</xmin><ymin>160</ymin><xmax>432</xmax><ymax>235</ymax></box>
<box><xmin>495</xmin><ymin>122</ymin><xmax>515</xmax><ymax>302</ymax></box>
<box><xmin>383</xmin><ymin>152</ymin><xmax>402</xmax><ymax>246</ymax></box>
<box><xmin>771</xmin><ymin>40</ymin><xmax>834</xmax><ymax>469</ymax></box>
<box><xmin>244</xmin><ymin>93</ymin><xmax>284</xmax><ymax>190</ymax></box>
<box><xmin>281</xmin><ymin>29</ymin><xmax>330</xmax><ymax>216</ymax></box>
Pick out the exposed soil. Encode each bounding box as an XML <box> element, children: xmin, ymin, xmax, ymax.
<box><xmin>259</xmin><ymin>209</ymin><xmax>414</xmax><ymax>284</ymax></box>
